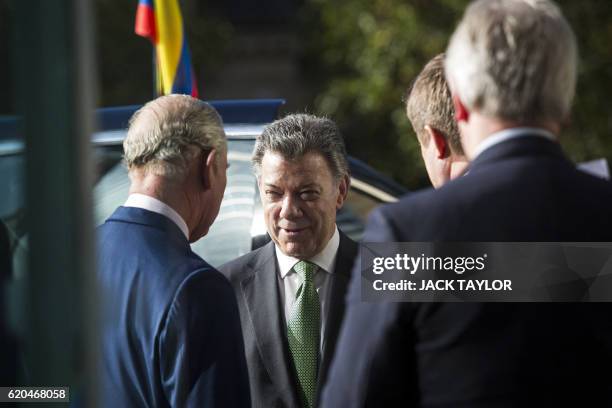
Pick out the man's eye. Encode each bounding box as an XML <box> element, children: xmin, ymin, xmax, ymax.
<box><xmin>299</xmin><ymin>191</ymin><xmax>318</xmax><ymax>200</ymax></box>
<box><xmin>265</xmin><ymin>191</ymin><xmax>281</xmax><ymax>198</ymax></box>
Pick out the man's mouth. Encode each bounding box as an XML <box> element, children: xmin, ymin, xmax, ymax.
<box><xmin>280</xmin><ymin>227</ymin><xmax>309</xmax><ymax>236</ymax></box>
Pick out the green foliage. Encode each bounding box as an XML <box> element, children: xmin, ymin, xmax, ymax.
<box><xmin>556</xmin><ymin>0</ymin><xmax>612</xmax><ymax>164</ymax></box>
<box><xmin>302</xmin><ymin>0</ymin><xmax>612</xmax><ymax>189</ymax></box>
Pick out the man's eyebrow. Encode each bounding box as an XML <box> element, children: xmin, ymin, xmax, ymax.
<box><xmin>263</xmin><ymin>183</ymin><xmax>280</xmax><ymax>189</ymax></box>
<box><xmin>299</xmin><ymin>183</ymin><xmax>321</xmax><ymax>190</ymax></box>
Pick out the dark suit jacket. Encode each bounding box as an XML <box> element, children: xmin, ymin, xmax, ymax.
<box><xmin>219</xmin><ymin>230</ymin><xmax>358</xmax><ymax>408</ymax></box>
<box><xmin>97</xmin><ymin>206</ymin><xmax>250</xmax><ymax>407</ymax></box>
<box><xmin>322</xmin><ymin>136</ymin><xmax>612</xmax><ymax>407</ymax></box>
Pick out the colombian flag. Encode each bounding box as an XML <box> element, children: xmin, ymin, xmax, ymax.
<box><xmin>135</xmin><ymin>0</ymin><xmax>199</xmax><ymax>97</ymax></box>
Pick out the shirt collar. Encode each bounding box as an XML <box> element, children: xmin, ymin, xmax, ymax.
<box><xmin>124</xmin><ymin>193</ymin><xmax>190</xmax><ymax>240</ymax></box>
<box><xmin>276</xmin><ymin>226</ymin><xmax>340</xmax><ymax>278</ymax></box>
<box><xmin>472</xmin><ymin>127</ymin><xmax>557</xmax><ymax>160</ymax></box>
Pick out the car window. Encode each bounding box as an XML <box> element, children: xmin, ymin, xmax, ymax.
<box><xmin>192</xmin><ymin>140</ymin><xmax>257</xmax><ymax>266</ymax></box>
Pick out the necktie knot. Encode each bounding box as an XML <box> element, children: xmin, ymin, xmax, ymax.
<box><xmin>293</xmin><ymin>260</ymin><xmax>317</xmax><ymax>284</ymax></box>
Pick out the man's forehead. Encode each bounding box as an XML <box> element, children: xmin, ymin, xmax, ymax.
<box><xmin>260</xmin><ymin>151</ymin><xmax>332</xmax><ymax>185</ymax></box>
<box><xmin>261</xmin><ymin>166</ymin><xmax>321</xmax><ymax>186</ymax></box>
<box><xmin>261</xmin><ymin>151</ymin><xmax>330</xmax><ymax>171</ymax></box>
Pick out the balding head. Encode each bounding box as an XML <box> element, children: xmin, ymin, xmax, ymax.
<box><xmin>124</xmin><ymin>94</ymin><xmax>226</xmax><ymax>180</ymax></box>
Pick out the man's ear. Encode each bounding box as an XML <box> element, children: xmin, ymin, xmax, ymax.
<box><xmin>336</xmin><ymin>175</ymin><xmax>350</xmax><ymax>209</ymax></box>
<box><xmin>452</xmin><ymin>94</ymin><xmax>469</xmax><ymax>123</ymax></box>
<box><xmin>200</xmin><ymin>149</ymin><xmax>217</xmax><ymax>190</ymax></box>
<box><xmin>424</xmin><ymin>125</ymin><xmax>449</xmax><ymax>159</ymax></box>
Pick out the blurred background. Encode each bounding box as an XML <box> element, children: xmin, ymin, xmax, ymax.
<box><xmin>1</xmin><ymin>0</ymin><xmax>611</xmax><ymax>189</ymax></box>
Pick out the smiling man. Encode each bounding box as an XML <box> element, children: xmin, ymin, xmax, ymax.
<box><xmin>220</xmin><ymin>114</ymin><xmax>358</xmax><ymax>408</ymax></box>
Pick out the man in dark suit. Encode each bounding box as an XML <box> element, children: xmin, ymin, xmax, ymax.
<box><xmin>322</xmin><ymin>0</ymin><xmax>612</xmax><ymax>407</ymax></box>
<box><xmin>220</xmin><ymin>114</ymin><xmax>358</xmax><ymax>408</ymax></box>
<box><xmin>98</xmin><ymin>95</ymin><xmax>250</xmax><ymax>407</ymax></box>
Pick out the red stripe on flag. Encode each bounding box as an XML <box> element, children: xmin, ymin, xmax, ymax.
<box><xmin>135</xmin><ymin>3</ymin><xmax>157</xmax><ymax>43</ymax></box>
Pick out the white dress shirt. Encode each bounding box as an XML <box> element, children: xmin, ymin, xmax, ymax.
<box><xmin>124</xmin><ymin>193</ymin><xmax>190</xmax><ymax>240</ymax></box>
<box><xmin>472</xmin><ymin>127</ymin><xmax>557</xmax><ymax>160</ymax></box>
<box><xmin>276</xmin><ymin>226</ymin><xmax>340</xmax><ymax>350</ymax></box>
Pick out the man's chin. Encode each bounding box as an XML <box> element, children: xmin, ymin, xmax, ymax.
<box><xmin>279</xmin><ymin>242</ymin><xmax>315</xmax><ymax>259</ymax></box>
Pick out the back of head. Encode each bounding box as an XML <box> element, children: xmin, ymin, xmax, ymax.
<box><xmin>252</xmin><ymin>113</ymin><xmax>350</xmax><ymax>181</ymax></box>
<box><xmin>445</xmin><ymin>0</ymin><xmax>577</xmax><ymax>124</ymax></box>
<box><xmin>406</xmin><ymin>53</ymin><xmax>463</xmax><ymax>156</ymax></box>
<box><xmin>124</xmin><ymin>94</ymin><xmax>226</xmax><ymax>180</ymax></box>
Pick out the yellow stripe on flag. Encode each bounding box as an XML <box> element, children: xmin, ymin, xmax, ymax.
<box><xmin>154</xmin><ymin>0</ymin><xmax>184</xmax><ymax>94</ymax></box>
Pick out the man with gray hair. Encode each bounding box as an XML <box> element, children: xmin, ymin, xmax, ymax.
<box><xmin>220</xmin><ymin>114</ymin><xmax>358</xmax><ymax>408</ymax></box>
<box><xmin>322</xmin><ymin>1</ymin><xmax>612</xmax><ymax>406</ymax></box>
<box><xmin>98</xmin><ymin>94</ymin><xmax>250</xmax><ymax>407</ymax></box>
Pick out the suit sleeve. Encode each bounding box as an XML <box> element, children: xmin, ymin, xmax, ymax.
<box><xmin>321</xmin><ymin>205</ymin><xmax>418</xmax><ymax>407</ymax></box>
<box><xmin>158</xmin><ymin>270</ymin><xmax>251</xmax><ymax>407</ymax></box>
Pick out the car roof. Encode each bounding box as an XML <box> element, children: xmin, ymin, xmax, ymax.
<box><xmin>93</xmin><ymin>124</ymin><xmax>266</xmax><ymax>146</ymax></box>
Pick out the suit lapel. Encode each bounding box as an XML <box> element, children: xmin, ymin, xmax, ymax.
<box><xmin>240</xmin><ymin>242</ymin><xmax>300</xmax><ymax>407</ymax></box>
<box><xmin>316</xmin><ymin>231</ymin><xmax>358</xmax><ymax>400</ymax></box>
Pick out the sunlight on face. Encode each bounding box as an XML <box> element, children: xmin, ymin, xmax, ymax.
<box><xmin>419</xmin><ymin>138</ymin><xmax>442</xmax><ymax>188</ymax></box>
<box><xmin>259</xmin><ymin>151</ymin><xmax>346</xmax><ymax>259</ymax></box>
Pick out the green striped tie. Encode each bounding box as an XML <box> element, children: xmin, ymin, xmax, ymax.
<box><xmin>287</xmin><ymin>260</ymin><xmax>320</xmax><ymax>408</ymax></box>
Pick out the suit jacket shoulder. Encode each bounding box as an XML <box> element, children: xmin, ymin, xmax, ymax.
<box><xmin>373</xmin><ymin>138</ymin><xmax>612</xmax><ymax>242</ymax></box>
<box><xmin>219</xmin><ymin>241</ymin><xmax>276</xmax><ymax>285</ymax></box>
<box><xmin>371</xmin><ymin>183</ymin><xmax>467</xmax><ymax>242</ymax></box>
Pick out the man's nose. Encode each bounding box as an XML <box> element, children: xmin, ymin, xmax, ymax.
<box><xmin>279</xmin><ymin>195</ymin><xmax>302</xmax><ymax>219</ymax></box>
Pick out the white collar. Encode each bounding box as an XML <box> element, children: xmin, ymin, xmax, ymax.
<box><xmin>276</xmin><ymin>226</ymin><xmax>340</xmax><ymax>278</ymax></box>
<box><xmin>124</xmin><ymin>193</ymin><xmax>190</xmax><ymax>240</ymax></box>
<box><xmin>472</xmin><ymin>127</ymin><xmax>557</xmax><ymax>160</ymax></box>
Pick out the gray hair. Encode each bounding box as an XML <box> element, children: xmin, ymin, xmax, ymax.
<box><xmin>445</xmin><ymin>0</ymin><xmax>577</xmax><ymax>123</ymax></box>
<box><xmin>124</xmin><ymin>94</ymin><xmax>226</xmax><ymax>179</ymax></box>
<box><xmin>252</xmin><ymin>114</ymin><xmax>349</xmax><ymax>181</ymax></box>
